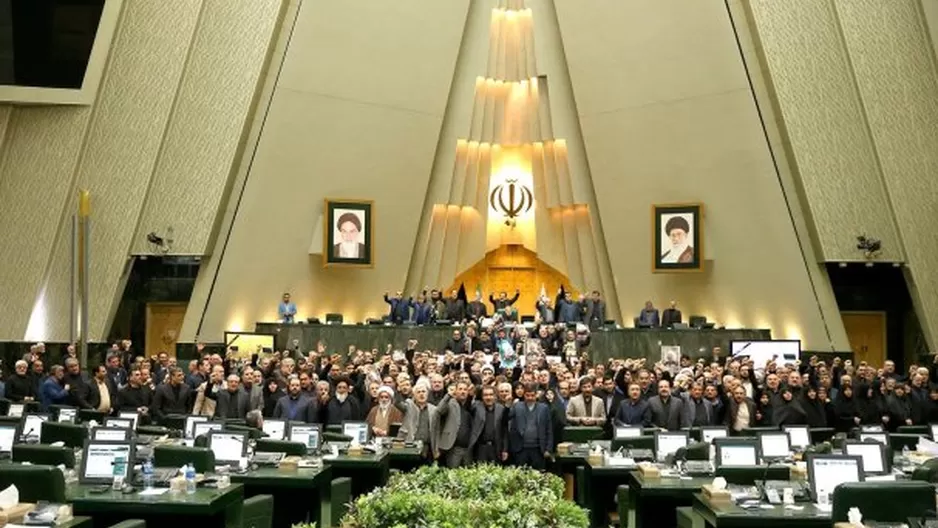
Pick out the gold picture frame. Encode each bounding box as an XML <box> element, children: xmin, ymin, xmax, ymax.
<box><xmin>652</xmin><ymin>203</ymin><xmax>703</xmax><ymax>273</ymax></box>
<box><xmin>323</xmin><ymin>199</ymin><xmax>374</xmax><ymax>268</ymax></box>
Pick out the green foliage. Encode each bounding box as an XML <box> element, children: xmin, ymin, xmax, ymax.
<box><xmin>341</xmin><ymin>465</ymin><xmax>588</xmax><ymax>528</ymax></box>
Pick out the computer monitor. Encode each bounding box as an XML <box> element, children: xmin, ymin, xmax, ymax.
<box><xmin>614</xmin><ymin>426</ymin><xmax>643</xmax><ymax>439</ymax></box>
<box><xmin>700</xmin><ymin>426</ymin><xmax>729</xmax><ymax>444</ymax></box>
<box><xmin>207</xmin><ymin>431</ymin><xmax>248</xmax><ymax>464</ymax></box>
<box><xmin>930</xmin><ymin>423</ymin><xmax>938</xmax><ymax>441</ymax></box>
<box><xmin>860</xmin><ymin>425</ymin><xmax>883</xmax><ymax>432</ymax></box>
<box><xmin>343</xmin><ymin>421</ymin><xmax>370</xmax><ymax>445</ymax></box>
<box><xmin>0</xmin><ymin>425</ymin><xmax>16</xmax><ymax>453</ymax></box>
<box><xmin>192</xmin><ymin>421</ymin><xmax>223</xmax><ymax>439</ymax></box>
<box><xmin>654</xmin><ymin>431</ymin><xmax>689</xmax><ymax>462</ymax></box>
<box><xmin>185</xmin><ymin>415</ymin><xmax>209</xmax><ymax>439</ymax></box>
<box><xmin>262</xmin><ymin>419</ymin><xmax>287</xmax><ymax>441</ymax></box>
<box><xmin>715</xmin><ymin>441</ymin><xmax>758</xmax><ymax>468</ymax></box>
<box><xmin>79</xmin><ymin>440</ymin><xmax>135</xmax><ymax>485</ymax></box>
<box><xmin>19</xmin><ymin>413</ymin><xmax>49</xmax><ymax>442</ymax></box>
<box><xmin>844</xmin><ymin>440</ymin><xmax>888</xmax><ymax>475</ymax></box>
<box><xmin>118</xmin><ymin>411</ymin><xmax>139</xmax><ymax>430</ymax></box>
<box><xmin>807</xmin><ymin>454</ymin><xmax>864</xmax><ymax>502</ymax></box>
<box><xmin>758</xmin><ymin>432</ymin><xmax>791</xmax><ymax>461</ymax></box>
<box><xmin>7</xmin><ymin>403</ymin><xmax>24</xmax><ymax>418</ymax></box>
<box><xmin>783</xmin><ymin>425</ymin><xmax>811</xmax><ymax>449</ymax></box>
<box><xmin>91</xmin><ymin>427</ymin><xmax>131</xmax><ymax>442</ymax></box>
<box><xmin>56</xmin><ymin>407</ymin><xmax>77</xmax><ymax>423</ymax></box>
<box><xmin>288</xmin><ymin>423</ymin><xmax>322</xmax><ymax>452</ymax></box>
<box><xmin>104</xmin><ymin>417</ymin><xmax>134</xmax><ymax>430</ymax></box>
<box><xmin>859</xmin><ymin>432</ymin><xmax>888</xmax><ymax>446</ymax></box>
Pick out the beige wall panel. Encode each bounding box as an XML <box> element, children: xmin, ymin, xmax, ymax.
<box><xmin>835</xmin><ymin>0</ymin><xmax>938</xmax><ymax>347</ymax></box>
<box><xmin>277</xmin><ymin>0</ymin><xmax>469</xmax><ymax>115</ymax></box>
<box><xmin>132</xmin><ymin>0</ymin><xmax>285</xmax><ymax>256</ymax></box>
<box><xmin>746</xmin><ymin>0</ymin><xmax>903</xmax><ymax>262</ymax></box>
<box><xmin>35</xmin><ymin>0</ymin><xmax>203</xmax><ymax>341</ymax></box>
<box><xmin>196</xmin><ymin>92</ymin><xmax>446</xmax><ymax>337</ymax></box>
<box><xmin>555</xmin><ymin>0</ymin><xmax>832</xmax><ymax>349</ymax></box>
<box><xmin>0</xmin><ymin>106</ymin><xmax>91</xmax><ymax>340</ymax></box>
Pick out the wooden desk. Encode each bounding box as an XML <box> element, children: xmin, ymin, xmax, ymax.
<box><xmin>67</xmin><ymin>483</ymin><xmax>244</xmax><ymax>528</ymax></box>
<box><xmin>690</xmin><ymin>492</ymin><xmax>831</xmax><ymax>528</ymax></box>
<box><xmin>231</xmin><ymin>466</ymin><xmax>331</xmax><ymax>528</ymax></box>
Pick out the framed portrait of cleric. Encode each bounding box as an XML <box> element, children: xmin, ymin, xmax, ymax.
<box><xmin>652</xmin><ymin>203</ymin><xmax>703</xmax><ymax>272</ymax></box>
<box><xmin>323</xmin><ymin>199</ymin><xmax>374</xmax><ymax>267</ymax></box>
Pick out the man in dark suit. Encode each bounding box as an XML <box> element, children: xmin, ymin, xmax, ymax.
<box><xmin>470</xmin><ymin>385</ymin><xmax>508</xmax><ymax>463</ymax></box>
<box><xmin>273</xmin><ymin>377</ymin><xmax>310</xmax><ymax>421</ymax></box>
<box><xmin>151</xmin><ymin>368</ymin><xmax>192</xmax><ymax>423</ymax></box>
<box><xmin>214</xmin><ymin>374</ymin><xmax>250</xmax><ymax>419</ymax></box>
<box><xmin>333</xmin><ymin>212</ymin><xmax>366</xmax><ymax>259</ymax></box>
<box><xmin>661</xmin><ymin>301</ymin><xmax>682</xmax><ymax>328</ymax></box>
<box><xmin>647</xmin><ymin>379</ymin><xmax>684</xmax><ymax>430</ymax></box>
<box><xmin>582</xmin><ymin>291</ymin><xmax>606</xmax><ymax>330</ymax></box>
<box><xmin>508</xmin><ymin>382</ymin><xmax>553</xmax><ymax>470</ymax></box>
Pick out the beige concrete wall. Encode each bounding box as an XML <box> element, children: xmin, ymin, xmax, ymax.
<box><xmin>552</xmin><ymin>0</ymin><xmax>839</xmax><ymax>350</ymax></box>
<box><xmin>186</xmin><ymin>0</ymin><xmax>471</xmax><ymax>338</ymax></box>
<box><xmin>0</xmin><ymin>0</ymin><xmax>285</xmax><ymax>341</ymax></box>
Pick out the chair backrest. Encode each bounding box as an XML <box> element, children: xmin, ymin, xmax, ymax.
<box><xmin>242</xmin><ymin>494</ymin><xmax>273</xmax><ymax>528</ymax></box>
<box><xmin>255</xmin><ymin>439</ymin><xmax>306</xmax><ymax>457</ymax></box>
<box><xmin>40</xmin><ymin>421</ymin><xmax>88</xmax><ymax>448</ymax></box>
<box><xmin>12</xmin><ymin>444</ymin><xmax>76</xmax><ymax>468</ymax></box>
<box><xmin>153</xmin><ymin>445</ymin><xmax>215</xmax><ymax>473</ymax></box>
<box><xmin>0</xmin><ymin>465</ymin><xmax>66</xmax><ymax>502</ymax></box>
<box><xmin>832</xmin><ymin>481</ymin><xmax>934</xmax><ymax>522</ymax></box>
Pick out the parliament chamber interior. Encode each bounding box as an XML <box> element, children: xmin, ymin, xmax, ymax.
<box><xmin>0</xmin><ymin>0</ymin><xmax>937</xmax><ymax>527</ymax></box>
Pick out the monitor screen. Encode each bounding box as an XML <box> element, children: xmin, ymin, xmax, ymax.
<box><xmin>845</xmin><ymin>442</ymin><xmax>885</xmax><ymax>474</ymax></box>
<box><xmin>0</xmin><ymin>426</ymin><xmax>15</xmax><ymax>452</ymax></box>
<box><xmin>615</xmin><ymin>426</ymin><xmax>643</xmax><ymax>439</ymax></box>
<box><xmin>719</xmin><ymin>445</ymin><xmax>758</xmax><ymax>467</ymax></box>
<box><xmin>343</xmin><ymin>422</ymin><xmax>369</xmax><ymax>445</ymax></box>
<box><xmin>92</xmin><ymin>428</ymin><xmax>129</xmax><ymax>442</ymax></box>
<box><xmin>759</xmin><ymin>433</ymin><xmax>790</xmax><ymax>459</ymax></box>
<box><xmin>783</xmin><ymin>426</ymin><xmax>810</xmax><ymax>448</ymax></box>
<box><xmin>104</xmin><ymin>418</ymin><xmax>133</xmax><ymax>430</ymax></box>
<box><xmin>289</xmin><ymin>425</ymin><xmax>321</xmax><ymax>451</ymax></box>
<box><xmin>655</xmin><ymin>433</ymin><xmax>688</xmax><ymax>462</ymax></box>
<box><xmin>859</xmin><ymin>433</ymin><xmax>887</xmax><ymax>446</ymax></box>
<box><xmin>209</xmin><ymin>432</ymin><xmax>246</xmax><ymax>463</ymax></box>
<box><xmin>185</xmin><ymin>416</ymin><xmax>209</xmax><ymax>438</ymax></box>
<box><xmin>118</xmin><ymin>411</ymin><xmax>139</xmax><ymax>430</ymax></box>
<box><xmin>7</xmin><ymin>404</ymin><xmax>24</xmax><ymax>418</ymax></box>
<box><xmin>83</xmin><ymin>442</ymin><xmax>132</xmax><ymax>482</ymax></box>
<box><xmin>192</xmin><ymin>421</ymin><xmax>223</xmax><ymax>439</ymax></box>
<box><xmin>57</xmin><ymin>408</ymin><xmax>77</xmax><ymax>423</ymax></box>
<box><xmin>22</xmin><ymin>414</ymin><xmax>48</xmax><ymax>441</ymax></box>
<box><xmin>931</xmin><ymin>424</ymin><xmax>938</xmax><ymax>441</ymax></box>
<box><xmin>262</xmin><ymin>419</ymin><xmax>286</xmax><ymax>441</ymax></box>
<box><xmin>701</xmin><ymin>427</ymin><xmax>728</xmax><ymax>444</ymax></box>
<box><xmin>809</xmin><ymin>455</ymin><xmax>863</xmax><ymax>500</ymax></box>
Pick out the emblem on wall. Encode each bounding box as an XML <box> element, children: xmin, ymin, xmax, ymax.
<box><xmin>489</xmin><ymin>179</ymin><xmax>534</xmax><ymax>227</ymax></box>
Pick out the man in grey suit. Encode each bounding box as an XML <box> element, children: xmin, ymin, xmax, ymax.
<box><xmin>214</xmin><ymin>374</ymin><xmax>250</xmax><ymax>419</ymax></box>
<box><xmin>434</xmin><ymin>381</ymin><xmax>473</xmax><ymax>468</ymax></box>
<box><xmin>508</xmin><ymin>383</ymin><xmax>553</xmax><ymax>470</ymax></box>
<box><xmin>396</xmin><ymin>384</ymin><xmax>438</xmax><ymax>463</ymax></box>
<box><xmin>565</xmin><ymin>376</ymin><xmax>606</xmax><ymax>426</ymax></box>
<box><xmin>679</xmin><ymin>382</ymin><xmax>713</xmax><ymax>428</ymax></box>
<box><xmin>647</xmin><ymin>379</ymin><xmax>683</xmax><ymax>431</ymax></box>
<box><xmin>470</xmin><ymin>385</ymin><xmax>508</xmax><ymax>463</ymax></box>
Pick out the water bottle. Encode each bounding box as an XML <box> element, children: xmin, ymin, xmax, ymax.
<box><xmin>142</xmin><ymin>457</ymin><xmax>154</xmax><ymax>490</ymax></box>
<box><xmin>112</xmin><ymin>454</ymin><xmax>126</xmax><ymax>491</ymax></box>
<box><xmin>184</xmin><ymin>463</ymin><xmax>196</xmax><ymax>495</ymax></box>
